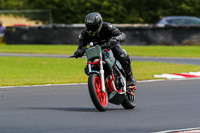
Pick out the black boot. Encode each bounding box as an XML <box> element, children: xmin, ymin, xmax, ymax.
<box><xmin>126</xmin><ymin>71</ymin><xmax>137</xmax><ymax>89</ymax></box>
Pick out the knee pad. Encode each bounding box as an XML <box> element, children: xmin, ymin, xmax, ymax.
<box><xmin>126</xmin><ymin>55</ymin><xmax>131</xmax><ymax>65</ymax></box>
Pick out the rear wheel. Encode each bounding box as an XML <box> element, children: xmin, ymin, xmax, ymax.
<box><xmin>88</xmin><ymin>73</ymin><xmax>108</xmax><ymax>111</ymax></box>
<box><xmin>121</xmin><ymin>89</ymin><xmax>136</xmax><ymax>109</ymax></box>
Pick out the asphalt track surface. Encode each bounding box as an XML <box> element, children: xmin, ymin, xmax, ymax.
<box><xmin>0</xmin><ymin>53</ymin><xmax>200</xmax><ymax>133</ymax></box>
<box><xmin>1</xmin><ymin>79</ymin><xmax>200</xmax><ymax>133</ymax></box>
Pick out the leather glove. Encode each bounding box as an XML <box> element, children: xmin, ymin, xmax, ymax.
<box><xmin>109</xmin><ymin>38</ymin><xmax>118</xmax><ymax>45</ymax></box>
<box><xmin>73</xmin><ymin>49</ymin><xmax>83</xmax><ymax>58</ymax></box>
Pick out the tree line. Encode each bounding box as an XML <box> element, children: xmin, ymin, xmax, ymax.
<box><xmin>1</xmin><ymin>0</ymin><xmax>200</xmax><ymax>24</ymax></box>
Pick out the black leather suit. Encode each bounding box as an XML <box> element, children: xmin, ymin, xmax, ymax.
<box><xmin>77</xmin><ymin>22</ymin><xmax>136</xmax><ymax>86</ymax></box>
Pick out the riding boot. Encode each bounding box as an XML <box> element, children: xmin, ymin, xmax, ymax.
<box><xmin>123</xmin><ymin>62</ymin><xmax>137</xmax><ymax>87</ymax></box>
<box><xmin>126</xmin><ymin>71</ymin><xmax>137</xmax><ymax>88</ymax></box>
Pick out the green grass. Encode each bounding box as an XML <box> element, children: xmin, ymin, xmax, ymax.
<box><xmin>0</xmin><ymin>57</ymin><xmax>87</xmax><ymax>86</ymax></box>
<box><xmin>0</xmin><ymin>45</ymin><xmax>200</xmax><ymax>86</ymax></box>
<box><xmin>123</xmin><ymin>45</ymin><xmax>200</xmax><ymax>57</ymax></box>
<box><xmin>0</xmin><ymin>45</ymin><xmax>200</xmax><ymax>57</ymax></box>
<box><xmin>0</xmin><ymin>45</ymin><xmax>77</xmax><ymax>55</ymax></box>
<box><xmin>1</xmin><ymin>57</ymin><xmax>200</xmax><ymax>86</ymax></box>
<box><xmin>132</xmin><ymin>61</ymin><xmax>200</xmax><ymax>80</ymax></box>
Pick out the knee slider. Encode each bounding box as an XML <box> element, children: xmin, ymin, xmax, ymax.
<box><xmin>126</xmin><ymin>55</ymin><xmax>131</xmax><ymax>65</ymax></box>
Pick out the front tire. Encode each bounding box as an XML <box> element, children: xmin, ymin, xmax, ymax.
<box><xmin>88</xmin><ymin>73</ymin><xmax>108</xmax><ymax>111</ymax></box>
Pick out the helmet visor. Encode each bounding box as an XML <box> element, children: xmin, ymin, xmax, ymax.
<box><xmin>86</xmin><ymin>24</ymin><xmax>99</xmax><ymax>34</ymax></box>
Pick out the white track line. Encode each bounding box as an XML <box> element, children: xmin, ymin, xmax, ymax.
<box><xmin>154</xmin><ymin>127</ymin><xmax>200</xmax><ymax>133</ymax></box>
<box><xmin>0</xmin><ymin>83</ymin><xmax>87</xmax><ymax>89</ymax></box>
<box><xmin>154</xmin><ymin>72</ymin><xmax>200</xmax><ymax>79</ymax></box>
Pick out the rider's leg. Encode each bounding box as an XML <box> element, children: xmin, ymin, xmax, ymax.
<box><xmin>111</xmin><ymin>44</ymin><xmax>136</xmax><ymax>87</ymax></box>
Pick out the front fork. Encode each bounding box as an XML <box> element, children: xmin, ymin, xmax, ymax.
<box><xmin>88</xmin><ymin>60</ymin><xmax>127</xmax><ymax>93</ymax></box>
<box><xmin>99</xmin><ymin>59</ymin><xmax>106</xmax><ymax>92</ymax></box>
<box><xmin>88</xmin><ymin>59</ymin><xmax>106</xmax><ymax>92</ymax></box>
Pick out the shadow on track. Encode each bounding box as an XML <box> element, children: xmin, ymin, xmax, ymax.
<box><xmin>20</xmin><ymin>107</ymin><xmax>125</xmax><ymax>112</ymax></box>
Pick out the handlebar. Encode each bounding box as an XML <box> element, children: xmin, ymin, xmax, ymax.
<box><xmin>70</xmin><ymin>42</ymin><xmax>113</xmax><ymax>59</ymax></box>
<box><xmin>69</xmin><ymin>55</ymin><xmax>75</xmax><ymax>58</ymax></box>
<box><xmin>100</xmin><ymin>42</ymin><xmax>112</xmax><ymax>49</ymax></box>
<box><xmin>69</xmin><ymin>55</ymin><xmax>86</xmax><ymax>58</ymax></box>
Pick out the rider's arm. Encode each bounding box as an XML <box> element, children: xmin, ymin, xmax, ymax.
<box><xmin>78</xmin><ymin>30</ymin><xmax>88</xmax><ymax>49</ymax></box>
<box><xmin>73</xmin><ymin>30</ymin><xmax>88</xmax><ymax>58</ymax></box>
<box><xmin>105</xmin><ymin>23</ymin><xmax>126</xmax><ymax>43</ymax></box>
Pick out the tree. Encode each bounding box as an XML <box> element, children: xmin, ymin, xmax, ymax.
<box><xmin>2</xmin><ymin>0</ymin><xmax>200</xmax><ymax>24</ymax></box>
<box><xmin>0</xmin><ymin>0</ymin><xmax>28</xmax><ymax>10</ymax></box>
<box><xmin>26</xmin><ymin>0</ymin><xmax>127</xmax><ymax>23</ymax></box>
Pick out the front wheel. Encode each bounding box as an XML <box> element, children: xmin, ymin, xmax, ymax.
<box><xmin>88</xmin><ymin>73</ymin><xmax>108</xmax><ymax>111</ymax></box>
<box><xmin>121</xmin><ymin>89</ymin><xmax>136</xmax><ymax>109</ymax></box>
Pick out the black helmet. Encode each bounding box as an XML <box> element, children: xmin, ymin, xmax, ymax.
<box><xmin>85</xmin><ymin>12</ymin><xmax>103</xmax><ymax>36</ymax></box>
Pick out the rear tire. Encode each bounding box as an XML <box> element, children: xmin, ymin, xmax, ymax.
<box><xmin>88</xmin><ymin>73</ymin><xmax>108</xmax><ymax>111</ymax></box>
<box><xmin>121</xmin><ymin>90</ymin><xmax>136</xmax><ymax>109</ymax></box>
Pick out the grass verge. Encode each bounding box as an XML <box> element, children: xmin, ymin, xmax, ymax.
<box><xmin>1</xmin><ymin>57</ymin><xmax>200</xmax><ymax>86</ymax></box>
<box><xmin>0</xmin><ymin>45</ymin><xmax>200</xmax><ymax>57</ymax></box>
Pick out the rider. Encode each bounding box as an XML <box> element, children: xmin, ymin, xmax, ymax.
<box><xmin>73</xmin><ymin>12</ymin><xmax>136</xmax><ymax>88</ymax></box>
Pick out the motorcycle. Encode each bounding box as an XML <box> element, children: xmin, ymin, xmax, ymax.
<box><xmin>71</xmin><ymin>42</ymin><xmax>136</xmax><ymax>111</ymax></box>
